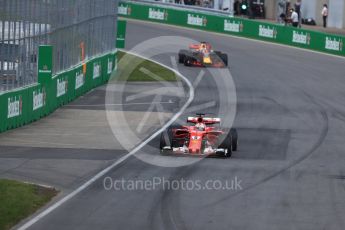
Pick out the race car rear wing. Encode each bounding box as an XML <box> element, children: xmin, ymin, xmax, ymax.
<box><xmin>189</xmin><ymin>43</ymin><xmax>212</xmax><ymax>51</ymax></box>
<box><xmin>187</xmin><ymin>117</ymin><xmax>221</xmax><ymax>124</ymax></box>
<box><xmin>189</xmin><ymin>44</ymin><xmax>201</xmax><ymax>50</ymax></box>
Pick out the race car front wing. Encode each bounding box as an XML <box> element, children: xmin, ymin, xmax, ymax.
<box><xmin>162</xmin><ymin>146</ymin><xmax>228</xmax><ymax>156</ymax></box>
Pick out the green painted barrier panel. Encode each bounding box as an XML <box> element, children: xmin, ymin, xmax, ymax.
<box><xmin>38</xmin><ymin>45</ymin><xmax>53</xmax><ymax>85</ymax></box>
<box><xmin>0</xmin><ymin>52</ymin><xmax>117</xmax><ymax>134</ymax></box>
<box><xmin>74</xmin><ymin>66</ymin><xmax>86</xmax><ymax>98</ymax></box>
<box><xmin>89</xmin><ymin>58</ymin><xmax>101</xmax><ymax>88</ymax></box>
<box><xmin>118</xmin><ymin>1</ymin><xmax>345</xmax><ymax>57</ymax></box>
<box><xmin>54</xmin><ymin>73</ymin><xmax>69</xmax><ymax>107</ymax></box>
<box><xmin>4</xmin><ymin>88</ymin><xmax>27</xmax><ymax>130</ymax></box>
<box><xmin>0</xmin><ymin>92</ymin><xmax>5</xmax><ymax>132</ymax></box>
<box><xmin>29</xmin><ymin>84</ymin><xmax>47</xmax><ymax>121</ymax></box>
<box><xmin>104</xmin><ymin>53</ymin><xmax>115</xmax><ymax>82</ymax></box>
<box><xmin>117</xmin><ymin>20</ymin><xmax>127</xmax><ymax>48</ymax></box>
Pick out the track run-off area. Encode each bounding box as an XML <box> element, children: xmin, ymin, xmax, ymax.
<box><xmin>5</xmin><ymin>19</ymin><xmax>345</xmax><ymax>230</ymax></box>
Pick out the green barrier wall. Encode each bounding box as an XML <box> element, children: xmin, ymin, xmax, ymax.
<box><xmin>0</xmin><ymin>51</ymin><xmax>117</xmax><ymax>133</ymax></box>
<box><xmin>118</xmin><ymin>1</ymin><xmax>345</xmax><ymax>57</ymax></box>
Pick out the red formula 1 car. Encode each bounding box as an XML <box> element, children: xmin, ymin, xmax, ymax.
<box><xmin>178</xmin><ymin>42</ymin><xmax>228</xmax><ymax>67</ymax></box>
<box><xmin>160</xmin><ymin>114</ymin><xmax>238</xmax><ymax>157</ymax></box>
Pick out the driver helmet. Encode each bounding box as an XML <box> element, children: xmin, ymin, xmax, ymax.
<box><xmin>200</xmin><ymin>43</ymin><xmax>207</xmax><ymax>52</ymax></box>
<box><xmin>195</xmin><ymin>122</ymin><xmax>206</xmax><ymax>131</ymax></box>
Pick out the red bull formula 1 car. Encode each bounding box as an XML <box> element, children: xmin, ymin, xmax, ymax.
<box><xmin>160</xmin><ymin>114</ymin><xmax>238</xmax><ymax>158</ymax></box>
<box><xmin>178</xmin><ymin>42</ymin><xmax>228</xmax><ymax>67</ymax></box>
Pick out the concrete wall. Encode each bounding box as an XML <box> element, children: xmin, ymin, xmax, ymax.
<box><xmin>343</xmin><ymin>0</ymin><xmax>345</xmax><ymax>28</ymax></box>
<box><xmin>314</xmin><ymin>0</ymin><xmax>327</xmax><ymax>26</ymax></box>
<box><xmin>301</xmin><ymin>0</ymin><xmax>317</xmax><ymax>19</ymax></box>
<box><xmin>328</xmin><ymin>0</ymin><xmax>344</xmax><ymax>28</ymax></box>
<box><xmin>265</xmin><ymin>0</ymin><xmax>275</xmax><ymax>20</ymax></box>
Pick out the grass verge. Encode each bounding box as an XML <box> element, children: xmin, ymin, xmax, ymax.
<box><xmin>0</xmin><ymin>179</ymin><xmax>58</xmax><ymax>230</ymax></box>
<box><xmin>116</xmin><ymin>51</ymin><xmax>178</xmax><ymax>81</ymax></box>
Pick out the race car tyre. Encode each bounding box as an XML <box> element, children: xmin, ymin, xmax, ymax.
<box><xmin>160</xmin><ymin>128</ymin><xmax>173</xmax><ymax>151</ymax></box>
<box><xmin>230</xmin><ymin>128</ymin><xmax>238</xmax><ymax>151</ymax></box>
<box><xmin>159</xmin><ymin>133</ymin><xmax>168</xmax><ymax>150</ymax></box>
<box><xmin>184</xmin><ymin>56</ymin><xmax>192</xmax><ymax>66</ymax></box>
<box><xmin>162</xmin><ymin>125</ymin><xmax>186</xmax><ymax>150</ymax></box>
<box><xmin>220</xmin><ymin>53</ymin><xmax>228</xmax><ymax>67</ymax></box>
<box><xmin>178</xmin><ymin>50</ymin><xmax>188</xmax><ymax>63</ymax></box>
<box><xmin>179</xmin><ymin>54</ymin><xmax>185</xmax><ymax>64</ymax></box>
<box><xmin>214</xmin><ymin>51</ymin><xmax>228</xmax><ymax>67</ymax></box>
<box><xmin>219</xmin><ymin>135</ymin><xmax>232</xmax><ymax>158</ymax></box>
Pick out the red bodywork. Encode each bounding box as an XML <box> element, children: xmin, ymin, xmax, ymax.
<box><xmin>189</xmin><ymin>43</ymin><xmax>212</xmax><ymax>52</ymax></box>
<box><xmin>170</xmin><ymin>117</ymin><xmax>225</xmax><ymax>155</ymax></box>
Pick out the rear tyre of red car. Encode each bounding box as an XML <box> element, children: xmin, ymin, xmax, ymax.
<box><xmin>230</xmin><ymin>128</ymin><xmax>238</xmax><ymax>151</ymax></box>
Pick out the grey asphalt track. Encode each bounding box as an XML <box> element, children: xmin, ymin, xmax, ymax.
<box><xmin>0</xmin><ymin>81</ymin><xmax>181</xmax><ymax>190</ymax></box>
<box><xmin>22</xmin><ymin>20</ymin><xmax>345</xmax><ymax>230</ymax></box>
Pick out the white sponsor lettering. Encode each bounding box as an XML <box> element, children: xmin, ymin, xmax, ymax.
<box><xmin>38</xmin><ymin>69</ymin><xmax>52</xmax><ymax>74</ymax></box>
<box><xmin>148</xmin><ymin>8</ymin><xmax>166</xmax><ymax>20</ymax></box>
<box><xmin>292</xmin><ymin>31</ymin><xmax>309</xmax><ymax>45</ymax></box>
<box><xmin>107</xmin><ymin>58</ymin><xmax>113</xmax><ymax>74</ymax></box>
<box><xmin>118</xmin><ymin>5</ymin><xmax>129</xmax><ymax>15</ymax></box>
<box><xmin>7</xmin><ymin>97</ymin><xmax>21</xmax><ymax>118</ymax></box>
<box><xmin>93</xmin><ymin>63</ymin><xmax>101</xmax><ymax>79</ymax></box>
<box><xmin>187</xmin><ymin>14</ymin><xmax>206</xmax><ymax>27</ymax></box>
<box><xmin>57</xmin><ymin>78</ymin><xmax>67</xmax><ymax>97</ymax></box>
<box><xmin>33</xmin><ymin>90</ymin><xmax>44</xmax><ymax>111</ymax></box>
<box><xmin>224</xmin><ymin>20</ymin><xmax>241</xmax><ymax>33</ymax></box>
<box><xmin>75</xmin><ymin>71</ymin><xmax>84</xmax><ymax>89</ymax></box>
<box><xmin>259</xmin><ymin>25</ymin><xmax>276</xmax><ymax>39</ymax></box>
<box><xmin>325</xmin><ymin>37</ymin><xmax>342</xmax><ymax>51</ymax></box>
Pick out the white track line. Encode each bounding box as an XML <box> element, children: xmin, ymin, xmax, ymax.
<box><xmin>17</xmin><ymin>52</ymin><xmax>194</xmax><ymax>230</ymax></box>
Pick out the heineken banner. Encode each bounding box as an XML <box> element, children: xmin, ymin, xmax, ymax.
<box><xmin>38</xmin><ymin>45</ymin><xmax>53</xmax><ymax>85</ymax></box>
<box><xmin>0</xmin><ymin>51</ymin><xmax>117</xmax><ymax>133</ymax></box>
<box><xmin>4</xmin><ymin>88</ymin><xmax>27</xmax><ymax>130</ymax></box>
<box><xmin>0</xmin><ymin>94</ymin><xmax>4</xmax><ymax>132</ymax></box>
<box><xmin>30</xmin><ymin>84</ymin><xmax>47</xmax><ymax>120</ymax></box>
<box><xmin>118</xmin><ymin>1</ymin><xmax>345</xmax><ymax>57</ymax></box>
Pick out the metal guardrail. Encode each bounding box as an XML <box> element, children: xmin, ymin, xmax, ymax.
<box><xmin>0</xmin><ymin>0</ymin><xmax>117</xmax><ymax>92</ymax></box>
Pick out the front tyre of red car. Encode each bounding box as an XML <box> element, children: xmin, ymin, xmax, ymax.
<box><xmin>159</xmin><ymin>133</ymin><xmax>167</xmax><ymax>151</ymax></box>
<box><xmin>218</xmin><ymin>135</ymin><xmax>232</xmax><ymax>158</ymax></box>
